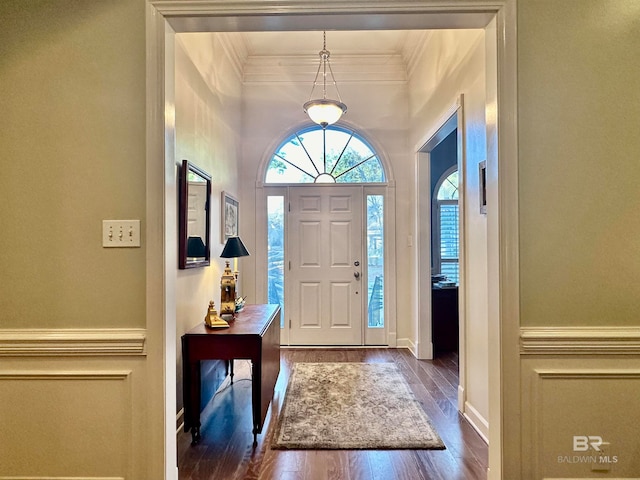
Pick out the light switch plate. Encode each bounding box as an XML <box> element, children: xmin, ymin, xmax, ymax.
<box><xmin>102</xmin><ymin>220</ymin><xmax>141</xmax><ymax>247</ymax></box>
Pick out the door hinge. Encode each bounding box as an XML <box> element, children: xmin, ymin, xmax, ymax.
<box><xmin>289</xmin><ymin>319</ymin><xmax>291</xmax><ymax>329</ymax></box>
<box><xmin>288</xmin><ymin>202</ymin><xmax>291</xmax><ymax>212</ymax></box>
<box><xmin>288</xmin><ymin>261</ymin><xmax>291</xmax><ymax>270</ymax></box>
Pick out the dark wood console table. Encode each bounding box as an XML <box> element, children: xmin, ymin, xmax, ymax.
<box><xmin>181</xmin><ymin>304</ymin><xmax>281</xmax><ymax>445</ymax></box>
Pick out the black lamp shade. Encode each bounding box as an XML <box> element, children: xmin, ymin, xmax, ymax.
<box><xmin>186</xmin><ymin>236</ymin><xmax>207</xmax><ymax>257</ymax></box>
<box><xmin>220</xmin><ymin>236</ymin><xmax>250</xmax><ymax>258</ymax></box>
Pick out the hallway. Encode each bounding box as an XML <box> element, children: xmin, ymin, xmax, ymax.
<box><xmin>177</xmin><ymin>349</ymin><xmax>488</xmax><ymax>479</ymax></box>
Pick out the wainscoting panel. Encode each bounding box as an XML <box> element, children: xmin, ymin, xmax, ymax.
<box><xmin>520</xmin><ymin>358</ymin><xmax>640</xmax><ymax>480</ymax></box>
<box><xmin>0</xmin><ymin>369</ymin><xmax>134</xmax><ymax>479</ymax></box>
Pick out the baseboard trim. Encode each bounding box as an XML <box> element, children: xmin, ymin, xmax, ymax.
<box><xmin>396</xmin><ymin>337</ymin><xmax>418</xmax><ymax>357</ymax></box>
<box><xmin>0</xmin><ymin>328</ymin><xmax>146</xmax><ymax>356</ymax></box>
<box><xmin>520</xmin><ymin>326</ymin><xmax>640</xmax><ymax>355</ymax></box>
<box><xmin>415</xmin><ymin>340</ymin><xmax>433</xmax><ymax>360</ymax></box>
<box><xmin>457</xmin><ymin>384</ymin><xmax>465</xmax><ymax>412</ymax></box>
<box><xmin>463</xmin><ymin>400</ymin><xmax>489</xmax><ymax>444</ymax></box>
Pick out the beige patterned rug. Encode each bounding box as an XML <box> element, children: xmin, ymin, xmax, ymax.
<box><xmin>271</xmin><ymin>362</ymin><xmax>446</xmax><ymax>450</ymax></box>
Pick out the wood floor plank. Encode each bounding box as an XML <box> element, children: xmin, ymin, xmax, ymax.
<box><xmin>177</xmin><ymin>348</ymin><xmax>487</xmax><ymax>480</ymax></box>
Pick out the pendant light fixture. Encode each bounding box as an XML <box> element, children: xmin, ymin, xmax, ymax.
<box><xmin>303</xmin><ymin>31</ymin><xmax>347</xmax><ymax>128</ymax></box>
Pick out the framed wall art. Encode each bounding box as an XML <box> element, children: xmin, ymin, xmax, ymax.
<box><xmin>221</xmin><ymin>191</ymin><xmax>239</xmax><ymax>242</ymax></box>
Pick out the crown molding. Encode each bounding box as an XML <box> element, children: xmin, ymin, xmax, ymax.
<box><xmin>403</xmin><ymin>30</ymin><xmax>432</xmax><ymax>78</ymax></box>
<box><xmin>243</xmin><ymin>54</ymin><xmax>407</xmax><ymax>84</ymax></box>
<box><xmin>520</xmin><ymin>326</ymin><xmax>640</xmax><ymax>355</ymax></box>
<box><xmin>216</xmin><ymin>32</ymin><xmax>248</xmax><ymax>81</ymax></box>
<box><xmin>0</xmin><ymin>328</ymin><xmax>146</xmax><ymax>357</ymax></box>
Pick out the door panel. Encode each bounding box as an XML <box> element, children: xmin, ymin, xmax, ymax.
<box><xmin>289</xmin><ymin>186</ymin><xmax>363</xmax><ymax>345</ymax></box>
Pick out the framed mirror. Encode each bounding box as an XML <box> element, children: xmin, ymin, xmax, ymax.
<box><xmin>179</xmin><ymin>159</ymin><xmax>212</xmax><ymax>269</ymax></box>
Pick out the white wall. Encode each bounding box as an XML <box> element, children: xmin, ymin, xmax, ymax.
<box><xmin>174</xmin><ymin>34</ymin><xmax>242</xmax><ymax>413</ymax></box>
<box><xmin>408</xmin><ymin>30</ymin><xmax>490</xmax><ymax>434</ymax></box>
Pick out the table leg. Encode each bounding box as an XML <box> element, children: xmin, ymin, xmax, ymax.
<box><xmin>191</xmin><ymin>426</ymin><xmax>201</xmax><ymax>445</ymax></box>
<box><xmin>230</xmin><ymin>359</ymin><xmax>234</xmax><ymax>384</ymax></box>
<box><xmin>251</xmin><ymin>358</ymin><xmax>260</xmax><ymax>446</ymax></box>
<box><xmin>184</xmin><ymin>358</ymin><xmax>202</xmax><ymax>445</ymax></box>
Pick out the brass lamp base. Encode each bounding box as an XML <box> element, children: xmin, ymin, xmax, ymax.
<box><xmin>220</xmin><ymin>260</ymin><xmax>236</xmax><ymax>316</ymax></box>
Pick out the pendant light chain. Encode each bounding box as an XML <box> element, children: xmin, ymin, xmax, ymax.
<box><xmin>303</xmin><ymin>30</ymin><xmax>348</xmax><ymax>128</ymax></box>
<box><xmin>322</xmin><ymin>31</ymin><xmax>328</xmax><ymax>99</ymax></box>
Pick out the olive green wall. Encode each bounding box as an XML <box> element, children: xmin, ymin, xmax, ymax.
<box><xmin>0</xmin><ymin>1</ymin><xmax>147</xmax><ymax>329</ymax></box>
<box><xmin>518</xmin><ymin>0</ymin><xmax>640</xmax><ymax>327</ymax></box>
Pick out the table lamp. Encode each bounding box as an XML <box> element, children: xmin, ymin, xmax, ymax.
<box><xmin>220</xmin><ymin>236</ymin><xmax>250</xmax><ymax>316</ymax></box>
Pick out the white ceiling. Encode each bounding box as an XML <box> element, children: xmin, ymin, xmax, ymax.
<box><xmin>239</xmin><ymin>31</ymin><xmax>414</xmax><ymax>58</ymax></box>
<box><xmin>189</xmin><ymin>30</ymin><xmax>433</xmax><ymax>83</ymax></box>
<box><xmin>177</xmin><ymin>29</ymin><xmax>479</xmax><ymax>87</ymax></box>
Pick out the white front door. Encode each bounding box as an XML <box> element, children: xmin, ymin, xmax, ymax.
<box><xmin>288</xmin><ymin>186</ymin><xmax>363</xmax><ymax>345</ymax></box>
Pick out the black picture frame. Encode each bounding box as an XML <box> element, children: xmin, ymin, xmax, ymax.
<box><xmin>178</xmin><ymin>160</ymin><xmax>212</xmax><ymax>269</ymax></box>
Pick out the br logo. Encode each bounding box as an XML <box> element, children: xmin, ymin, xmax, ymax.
<box><xmin>573</xmin><ymin>436</ymin><xmax>604</xmax><ymax>452</ymax></box>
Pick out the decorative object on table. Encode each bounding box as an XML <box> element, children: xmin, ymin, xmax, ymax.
<box><xmin>235</xmin><ymin>296</ymin><xmax>246</xmax><ymax>312</ymax></box>
<box><xmin>303</xmin><ymin>31</ymin><xmax>347</xmax><ymax>128</ymax></box>
<box><xmin>221</xmin><ymin>191</ymin><xmax>239</xmax><ymax>243</ymax></box>
<box><xmin>203</xmin><ymin>300</ymin><xmax>229</xmax><ymax>328</ymax></box>
<box><xmin>272</xmin><ymin>362</ymin><xmax>446</xmax><ymax>450</ymax></box>
<box><xmin>219</xmin><ymin>236</ymin><xmax>251</xmax><ymax>316</ymax></box>
<box><xmin>178</xmin><ymin>159</ymin><xmax>211</xmax><ymax>269</ymax></box>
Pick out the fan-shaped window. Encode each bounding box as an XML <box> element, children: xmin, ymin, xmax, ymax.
<box><xmin>265</xmin><ymin>125</ymin><xmax>385</xmax><ymax>184</ymax></box>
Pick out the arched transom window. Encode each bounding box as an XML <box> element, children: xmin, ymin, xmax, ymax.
<box><xmin>265</xmin><ymin>125</ymin><xmax>385</xmax><ymax>184</ymax></box>
<box><xmin>434</xmin><ymin>169</ymin><xmax>459</xmax><ymax>284</ymax></box>
<box><xmin>437</xmin><ymin>170</ymin><xmax>459</xmax><ymax>200</ymax></box>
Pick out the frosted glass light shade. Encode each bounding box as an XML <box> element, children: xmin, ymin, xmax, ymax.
<box><xmin>303</xmin><ymin>99</ymin><xmax>347</xmax><ymax>128</ymax></box>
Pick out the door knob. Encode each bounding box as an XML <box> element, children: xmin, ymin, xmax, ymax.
<box><xmin>354</xmin><ymin>271</ymin><xmax>360</xmax><ymax>279</ymax></box>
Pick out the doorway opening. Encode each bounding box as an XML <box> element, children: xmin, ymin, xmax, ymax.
<box><xmin>147</xmin><ymin>2</ymin><xmax>520</xmax><ymax>478</ymax></box>
<box><xmin>417</xmin><ymin>106</ymin><xmax>463</xmax><ymax>362</ymax></box>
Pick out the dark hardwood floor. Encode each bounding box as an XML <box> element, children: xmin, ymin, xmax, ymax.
<box><xmin>177</xmin><ymin>349</ymin><xmax>488</xmax><ymax>480</ymax></box>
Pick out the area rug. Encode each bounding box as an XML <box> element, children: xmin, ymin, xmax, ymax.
<box><xmin>271</xmin><ymin>362</ymin><xmax>446</xmax><ymax>450</ymax></box>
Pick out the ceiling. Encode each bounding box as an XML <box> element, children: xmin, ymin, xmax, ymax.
<box><xmin>238</xmin><ymin>31</ymin><xmax>415</xmax><ymax>58</ymax></box>
<box><xmin>177</xmin><ymin>28</ymin><xmax>481</xmax><ymax>87</ymax></box>
<box><xmin>177</xmin><ymin>30</ymin><xmax>433</xmax><ymax>83</ymax></box>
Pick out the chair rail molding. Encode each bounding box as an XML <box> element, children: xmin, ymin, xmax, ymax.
<box><xmin>0</xmin><ymin>328</ymin><xmax>146</xmax><ymax>356</ymax></box>
<box><xmin>520</xmin><ymin>326</ymin><xmax>640</xmax><ymax>355</ymax></box>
